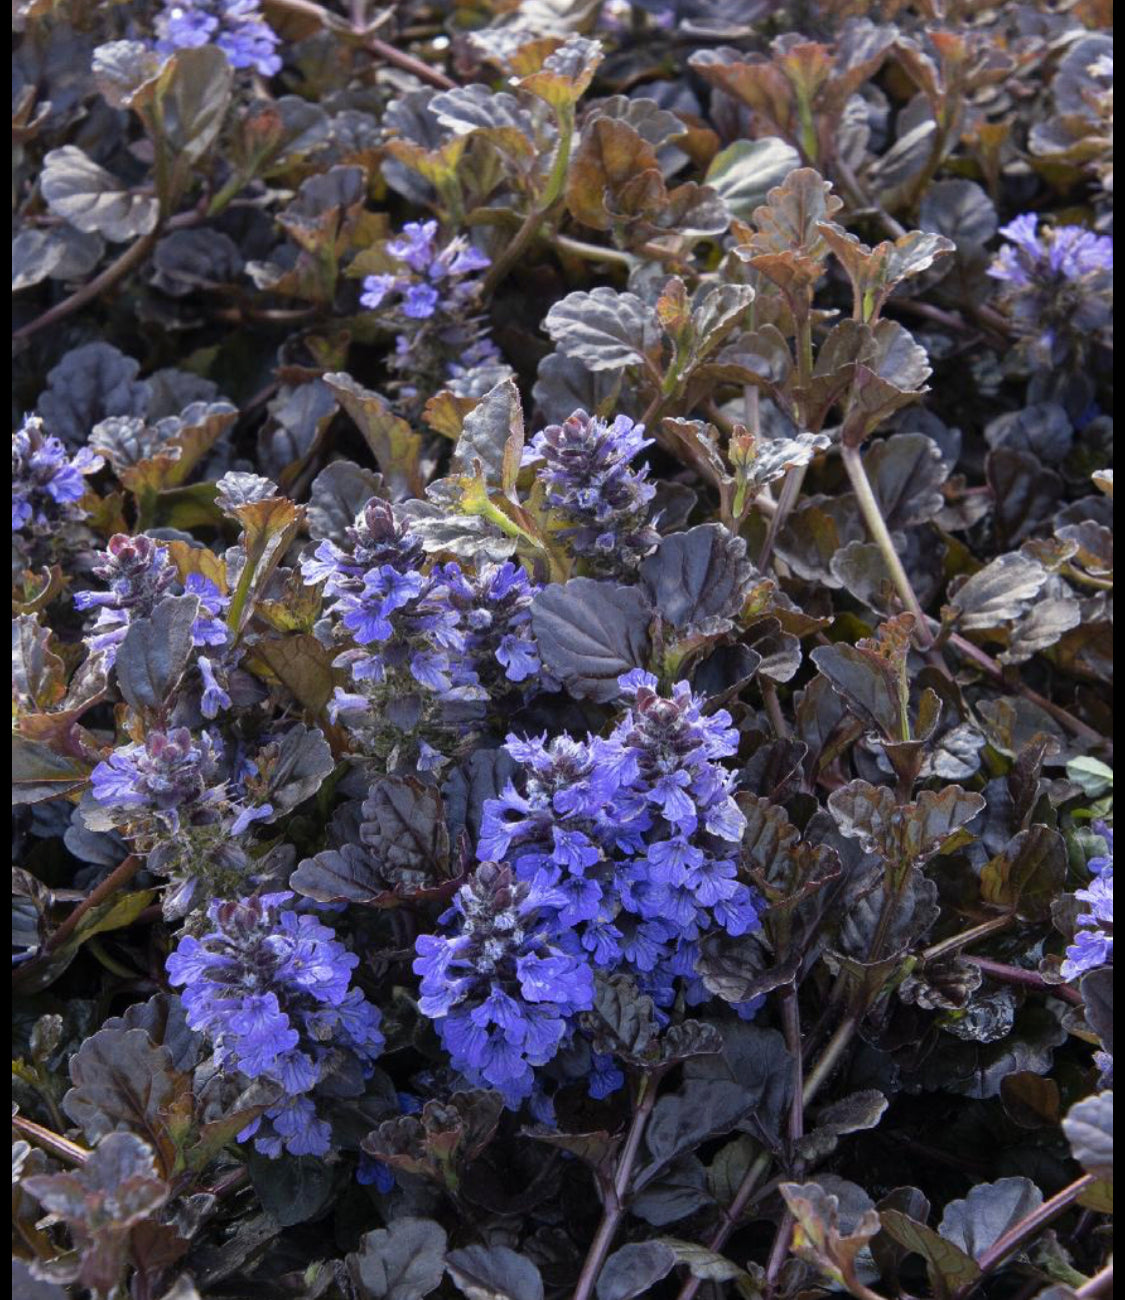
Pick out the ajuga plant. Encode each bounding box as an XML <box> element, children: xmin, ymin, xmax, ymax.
<box><xmin>11</xmin><ymin>4</ymin><xmax>1114</xmax><ymax>1300</ymax></box>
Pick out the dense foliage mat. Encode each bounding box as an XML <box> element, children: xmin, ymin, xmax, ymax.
<box><xmin>12</xmin><ymin>3</ymin><xmax>1114</xmax><ymax>1299</ymax></box>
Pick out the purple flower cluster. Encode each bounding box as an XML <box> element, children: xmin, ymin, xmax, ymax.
<box><xmin>301</xmin><ymin>499</ymin><xmax>541</xmax><ymax>740</ymax></box>
<box><xmin>85</xmin><ymin>726</ymin><xmax>277</xmax><ymax>914</ymax></box>
<box><xmin>361</xmin><ymin>221</ymin><xmax>490</xmax><ymax>320</ymax></box>
<box><xmin>478</xmin><ymin>671</ymin><xmax>759</xmax><ymax>1010</ymax></box>
<box><xmin>988</xmin><ymin>215</ymin><xmax>1114</xmax><ymax>362</ymax></box>
<box><xmin>72</xmin><ymin>536</ymin><xmax>232</xmax><ymax>681</ymax></box>
<box><xmin>184</xmin><ymin>574</ymin><xmax>237</xmax><ymax>718</ymax></box>
<box><xmin>12</xmin><ymin>416</ymin><xmax>102</xmax><ymax>534</ymax></box>
<box><xmin>358</xmin><ymin>222</ymin><xmax>507</xmax><ymax>409</ymax></box>
<box><xmin>154</xmin><ymin>0</ymin><xmax>281</xmax><ymax>77</ymax></box>
<box><xmin>73</xmin><ymin>535</ymin><xmax>178</xmax><ymax>661</ymax></box>
<box><xmin>413</xmin><ymin>863</ymin><xmax>594</xmax><ymax>1105</ymax></box>
<box><xmin>90</xmin><ymin>729</ymin><xmax>224</xmax><ymax>834</ymax></box>
<box><xmin>525</xmin><ymin>411</ymin><xmax>659</xmax><ymax>573</ymax></box>
<box><xmin>167</xmin><ymin>892</ymin><xmax>384</xmax><ymax>1157</ymax></box>
<box><xmin>1061</xmin><ymin>823</ymin><xmax>1113</xmax><ymax>980</ymax></box>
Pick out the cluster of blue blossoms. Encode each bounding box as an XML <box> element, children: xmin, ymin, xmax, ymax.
<box><xmin>479</xmin><ymin>672</ymin><xmax>758</xmax><ymax>995</ymax></box>
<box><xmin>12</xmin><ymin>416</ymin><xmax>102</xmax><ymax>535</ymax></box>
<box><xmin>90</xmin><ymin>729</ymin><xmax>223</xmax><ymax>834</ymax></box>
<box><xmin>524</xmin><ymin>410</ymin><xmax>660</xmax><ymax>573</ymax></box>
<box><xmin>1061</xmin><ymin>823</ymin><xmax>1113</xmax><ymax>981</ymax></box>
<box><xmin>301</xmin><ymin>498</ymin><xmax>541</xmax><ymax>744</ymax></box>
<box><xmin>360</xmin><ymin>221</ymin><xmax>491</xmax><ymax>320</ymax></box>
<box><xmin>360</xmin><ymin>222</ymin><xmax>506</xmax><ymax>405</ymax></box>
<box><xmin>413</xmin><ymin>673</ymin><xmax>761</xmax><ymax>1105</ymax></box>
<box><xmin>88</xmin><ymin>727</ymin><xmax>271</xmax><ymax>839</ymax></box>
<box><xmin>73</xmin><ymin>534</ymin><xmax>235</xmax><ymax>716</ymax></box>
<box><xmin>167</xmin><ymin>892</ymin><xmax>384</xmax><ymax>1157</ymax></box>
<box><xmin>74</xmin><ymin>534</ymin><xmax>178</xmax><ymax>662</ymax></box>
<box><xmin>414</xmin><ymin>863</ymin><xmax>595</xmax><ymax>1107</ymax></box>
<box><xmin>154</xmin><ymin>0</ymin><xmax>281</xmax><ymax>77</ymax></box>
<box><xmin>988</xmin><ymin>214</ymin><xmax>1113</xmax><ymax>363</ymax></box>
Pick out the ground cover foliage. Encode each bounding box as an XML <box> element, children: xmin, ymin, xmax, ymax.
<box><xmin>10</xmin><ymin>2</ymin><xmax>1115</xmax><ymax>1299</ymax></box>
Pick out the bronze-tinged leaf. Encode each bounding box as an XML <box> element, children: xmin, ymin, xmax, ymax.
<box><xmin>810</xmin><ymin>640</ymin><xmax>903</xmax><ymax>740</ymax></box>
<box><xmin>63</xmin><ymin>1026</ymin><xmax>191</xmax><ymax>1174</ymax></box>
<box><xmin>215</xmin><ymin>473</ymin><xmax>306</xmax><ymax>635</ymax></box>
<box><xmin>980</xmin><ymin>824</ymin><xmax>1067</xmax><ymax>921</ymax></box>
<box><xmin>566</xmin><ymin>117</ymin><xmax>662</xmax><ymax>231</ymax></box>
<box><xmin>322</xmin><ymin>372</ymin><xmax>426</xmax><ymax>500</ymax></box>
<box><xmin>363</xmin><ymin>1091</ymin><xmax>504</xmax><ymax>1189</ymax></box>
<box><xmin>518</xmin><ymin>35</ymin><xmax>603</xmax><ymax>108</ymax></box>
<box><xmin>423</xmin><ymin>389</ymin><xmax>478</xmax><ymax>440</ymax></box>
<box><xmin>13</xmin><ymin>734</ymin><xmax>92</xmax><ymax>805</ymax></box>
<box><xmin>247</xmin><ymin>633</ymin><xmax>338</xmax><ymax>717</ymax></box>
<box><xmin>732</xmin><ymin>168</ymin><xmax>844</xmax><ymax>300</ymax></box>
<box><xmin>12</xmin><ymin>615</ymin><xmax>67</xmax><ymax>713</ymax></box>
<box><xmin>542</xmin><ymin>287</ymin><xmax>661</xmax><ymax>372</ymax></box>
<box><xmin>689</xmin><ymin>51</ymin><xmax>795</xmax><ymax>141</ymax></box>
<box><xmin>818</xmin><ymin>224</ymin><xmax>954</xmax><ymax>321</ymax></box>
<box><xmin>828</xmin><ymin>780</ymin><xmax>984</xmax><ymax>867</ymax></box>
<box><xmin>117</xmin><ymin>402</ymin><xmax>238</xmax><ymax>497</ymax></box>
<box><xmin>840</xmin><ymin>322</ymin><xmax>932</xmax><ymax>448</ymax></box>
<box><xmin>781</xmin><ymin>1180</ymin><xmax>882</xmax><ymax>1289</ymax></box>
<box><xmin>878</xmin><ymin>1209</ymin><xmax>981</xmax><ymax>1297</ymax></box>
<box><xmin>449</xmin><ymin>378</ymin><xmax>525</xmax><ymax>496</ymax></box>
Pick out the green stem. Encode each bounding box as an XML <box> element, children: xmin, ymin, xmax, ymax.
<box><xmin>480</xmin><ymin>107</ymin><xmax>574</xmax><ymax>299</ymax></box>
<box><xmin>225</xmin><ymin>550</ymin><xmax>262</xmax><ymax>641</ymax></box>
<box><xmin>840</xmin><ymin>442</ymin><xmax>934</xmax><ymax>648</ymax></box>
<box><xmin>554</xmin><ymin>233</ymin><xmax>639</xmax><ymax>270</ymax></box>
<box><xmin>572</xmin><ymin>1074</ymin><xmax>659</xmax><ymax>1300</ymax></box>
<box><xmin>922</xmin><ymin>915</ymin><xmax>1014</xmax><ymax>962</ymax></box>
<box><xmin>759</xmin><ymin>312</ymin><xmax>814</xmax><ymax>569</ymax></box>
<box><xmin>207</xmin><ymin>169</ymin><xmax>253</xmax><ymax>218</ymax></box>
<box><xmin>1077</xmin><ymin>1265</ymin><xmax>1114</xmax><ymax>1300</ymax></box>
<box><xmin>959</xmin><ymin>1174</ymin><xmax>1098</xmax><ymax>1297</ymax></box>
<box><xmin>675</xmin><ymin>1151</ymin><xmax>773</xmax><ymax>1300</ymax></box>
<box><xmin>86</xmin><ymin>937</ymin><xmax>140</xmax><ymax>980</ymax></box>
<box><xmin>13</xmin><ymin>234</ymin><xmax>159</xmax><ymax>343</ymax></box>
<box><xmin>803</xmin><ymin>1017</ymin><xmax>858</xmax><ymax>1106</ymax></box>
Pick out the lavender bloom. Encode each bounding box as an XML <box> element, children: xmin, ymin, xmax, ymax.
<box><xmin>12</xmin><ymin>416</ymin><xmax>103</xmax><ymax>534</ymax></box>
<box><xmin>525</xmin><ymin>410</ymin><xmax>660</xmax><ymax>573</ymax></box>
<box><xmin>185</xmin><ymin>574</ymin><xmax>231</xmax><ymax>647</ymax></box>
<box><xmin>444</xmin><ymin>335</ymin><xmax>511</xmax><ymax>400</ymax></box>
<box><xmin>361</xmin><ymin>222</ymin><xmax>491</xmax><ymax>322</ymax></box>
<box><xmin>359</xmin><ymin>223</ymin><xmax>502</xmax><ymax>409</ymax></box>
<box><xmin>478</xmin><ymin>672</ymin><xmax>759</xmax><ymax>1019</ymax></box>
<box><xmin>413</xmin><ymin>863</ymin><xmax>594</xmax><ymax>1105</ymax></box>
<box><xmin>73</xmin><ymin>536</ymin><xmax>232</xmax><ymax>665</ymax></box>
<box><xmin>988</xmin><ymin>215</ymin><xmax>1113</xmax><ymax>363</ymax></box>
<box><xmin>198</xmin><ymin>655</ymin><xmax>233</xmax><ymax>718</ymax></box>
<box><xmin>73</xmin><ymin>534</ymin><xmax>178</xmax><ymax>661</ymax></box>
<box><xmin>89</xmin><ymin>729</ymin><xmax>223</xmax><ymax>834</ymax></box>
<box><xmin>155</xmin><ymin>0</ymin><xmax>281</xmax><ymax>77</ymax></box>
<box><xmin>167</xmin><ymin>891</ymin><xmax>384</xmax><ymax>1157</ymax></box>
<box><xmin>302</xmin><ymin>499</ymin><xmax>541</xmax><ymax>747</ymax></box>
<box><xmin>85</xmin><ymin>727</ymin><xmax>281</xmax><ymax>916</ymax></box>
<box><xmin>1061</xmin><ymin>823</ymin><xmax>1113</xmax><ymax>980</ymax></box>
<box><xmin>433</xmin><ymin>561</ymin><xmax>542</xmax><ymax>690</ymax></box>
<box><xmin>303</xmin><ymin>500</ymin><xmax>465</xmax><ymax>700</ymax></box>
